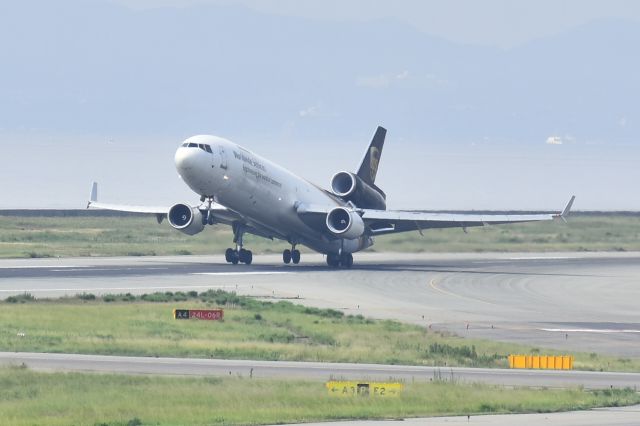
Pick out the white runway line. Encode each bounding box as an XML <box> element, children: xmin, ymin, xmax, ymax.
<box><xmin>0</xmin><ymin>265</ymin><xmax>86</xmax><ymax>269</ymax></box>
<box><xmin>471</xmin><ymin>257</ymin><xmax>576</xmax><ymax>264</ymax></box>
<box><xmin>51</xmin><ymin>267</ymin><xmax>171</xmax><ymax>272</ymax></box>
<box><xmin>508</xmin><ymin>256</ymin><xmax>576</xmax><ymax>260</ymax></box>
<box><xmin>192</xmin><ymin>272</ymin><xmax>292</xmax><ymax>276</ymax></box>
<box><xmin>51</xmin><ymin>268</ymin><xmax>120</xmax><ymax>272</ymax></box>
<box><xmin>541</xmin><ymin>328</ymin><xmax>640</xmax><ymax>334</ymax></box>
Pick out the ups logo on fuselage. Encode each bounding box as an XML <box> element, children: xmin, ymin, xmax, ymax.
<box><xmin>369</xmin><ymin>146</ymin><xmax>380</xmax><ymax>182</ymax></box>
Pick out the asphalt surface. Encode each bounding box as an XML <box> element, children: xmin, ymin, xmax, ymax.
<box><xmin>1</xmin><ymin>352</ymin><xmax>639</xmax><ymax>390</ymax></box>
<box><xmin>293</xmin><ymin>405</ymin><xmax>640</xmax><ymax>426</ymax></box>
<box><xmin>2</xmin><ymin>252</ymin><xmax>639</xmax><ymax>356</ymax></box>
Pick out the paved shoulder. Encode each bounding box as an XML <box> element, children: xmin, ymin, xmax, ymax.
<box><xmin>1</xmin><ymin>352</ymin><xmax>639</xmax><ymax>390</ymax></box>
<box><xmin>286</xmin><ymin>405</ymin><xmax>640</xmax><ymax>426</ymax></box>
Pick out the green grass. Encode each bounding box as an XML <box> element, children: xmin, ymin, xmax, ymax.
<box><xmin>0</xmin><ymin>214</ymin><xmax>639</xmax><ymax>258</ymax></box>
<box><xmin>1</xmin><ymin>366</ymin><xmax>638</xmax><ymax>426</ymax></box>
<box><xmin>371</xmin><ymin>213</ymin><xmax>640</xmax><ymax>253</ymax></box>
<box><xmin>0</xmin><ymin>215</ymin><xmax>267</xmax><ymax>258</ymax></box>
<box><xmin>3</xmin><ymin>291</ymin><xmax>639</xmax><ymax>372</ymax></box>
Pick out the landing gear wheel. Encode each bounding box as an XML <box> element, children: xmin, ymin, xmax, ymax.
<box><xmin>239</xmin><ymin>249</ymin><xmax>253</xmax><ymax>265</ymax></box>
<box><xmin>230</xmin><ymin>251</ymin><xmax>239</xmax><ymax>265</ymax></box>
<box><xmin>239</xmin><ymin>248</ymin><xmax>248</xmax><ymax>262</ymax></box>
<box><xmin>341</xmin><ymin>253</ymin><xmax>353</xmax><ymax>268</ymax></box>
<box><xmin>291</xmin><ymin>249</ymin><xmax>301</xmax><ymax>264</ymax></box>
<box><xmin>225</xmin><ymin>248</ymin><xmax>235</xmax><ymax>263</ymax></box>
<box><xmin>283</xmin><ymin>249</ymin><xmax>292</xmax><ymax>264</ymax></box>
<box><xmin>326</xmin><ymin>253</ymin><xmax>340</xmax><ymax>268</ymax></box>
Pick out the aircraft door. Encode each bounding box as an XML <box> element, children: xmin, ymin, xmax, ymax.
<box><xmin>219</xmin><ymin>145</ymin><xmax>228</xmax><ymax>170</ymax></box>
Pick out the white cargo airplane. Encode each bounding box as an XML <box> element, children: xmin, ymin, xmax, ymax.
<box><xmin>88</xmin><ymin>127</ymin><xmax>574</xmax><ymax>267</ymax></box>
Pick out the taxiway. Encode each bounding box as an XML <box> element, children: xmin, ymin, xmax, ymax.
<box><xmin>1</xmin><ymin>351</ymin><xmax>638</xmax><ymax>389</ymax></box>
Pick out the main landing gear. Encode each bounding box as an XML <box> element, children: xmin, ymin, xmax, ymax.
<box><xmin>326</xmin><ymin>252</ymin><xmax>353</xmax><ymax>268</ymax></box>
<box><xmin>225</xmin><ymin>247</ymin><xmax>252</xmax><ymax>265</ymax></box>
<box><xmin>225</xmin><ymin>223</ymin><xmax>252</xmax><ymax>265</ymax></box>
<box><xmin>283</xmin><ymin>245</ymin><xmax>301</xmax><ymax>265</ymax></box>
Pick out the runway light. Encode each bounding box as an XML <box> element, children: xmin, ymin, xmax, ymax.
<box><xmin>223</xmin><ymin>175</ymin><xmax>229</xmax><ymax>180</ymax></box>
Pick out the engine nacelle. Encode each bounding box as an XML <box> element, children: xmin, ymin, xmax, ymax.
<box><xmin>330</xmin><ymin>171</ymin><xmax>386</xmax><ymax>210</ymax></box>
<box><xmin>168</xmin><ymin>203</ymin><xmax>205</xmax><ymax>235</ymax></box>
<box><xmin>326</xmin><ymin>207</ymin><xmax>365</xmax><ymax>239</ymax></box>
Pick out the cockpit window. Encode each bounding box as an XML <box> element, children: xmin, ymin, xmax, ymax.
<box><xmin>183</xmin><ymin>142</ymin><xmax>213</xmax><ymax>152</ymax></box>
<box><xmin>197</xmin><ymin>144</ymin><xmax>213</xmax><ymax>153</ymax></box>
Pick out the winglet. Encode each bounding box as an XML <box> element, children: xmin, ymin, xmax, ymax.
<box><xmin>557</xmin><ymin>195</ymin><xmax>575</xmax><ymax>223</ymax></box>
<box><xmin>88</xmin><ymin>182</ymin><xmax>98</xmax><ymax>208</ymax></box>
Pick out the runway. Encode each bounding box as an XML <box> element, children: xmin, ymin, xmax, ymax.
<box><xmin>1</xmin><ymin>252</ymin><xmax>639</xmax><ymax>357</ymax></box>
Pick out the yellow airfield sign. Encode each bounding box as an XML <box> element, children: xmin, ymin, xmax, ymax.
<box><xmin>326</xmin><ymin>381</ymin><xmax>403</xmax><ymax>397</ymax></box>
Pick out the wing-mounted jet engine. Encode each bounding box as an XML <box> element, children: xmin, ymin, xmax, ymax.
<box><xmin>325</xmin><ymin>206</ymin><xmax>365</xmax><ymax>239</ymax></box>
<box><xmin>168</xmin><ymin>203</ymin><xmax>205</xmax><ymax>235</ymax></box>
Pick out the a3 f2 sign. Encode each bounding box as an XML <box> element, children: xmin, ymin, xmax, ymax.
<box><xmin>326</xmin><ymin>381</ymin><xmax>403</xmax><ymax>397</ymax></box>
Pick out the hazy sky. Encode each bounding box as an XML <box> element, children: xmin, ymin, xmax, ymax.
<box><xmin>117</xmin><ymin>0</ymin><xmax>640</xmax><ymax>47</ymax></box>
<box><xmin>1</xmin><ymin>0</ymin><xmax>639</xmax><ymax>210</ymax></box>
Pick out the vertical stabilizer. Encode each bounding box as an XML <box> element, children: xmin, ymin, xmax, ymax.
<box><xmin>356</xmin><ymin>126</ymin><xmax>386</xmax><ymax>185</ymax></box>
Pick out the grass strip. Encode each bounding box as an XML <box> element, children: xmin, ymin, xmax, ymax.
<box><xmin>1</xmin><ymin>213</ymin><xmax>640</xmax><ymax>258</ymax></box>
<box><xmin>3</xmin><ymin>290</ymin><xmax>639</xmax><ymax>372</ymax></box>
<box><xmin>1</xmin><ymin>366</ymin><xmax>638</xmax><ymax>426</ymax></box>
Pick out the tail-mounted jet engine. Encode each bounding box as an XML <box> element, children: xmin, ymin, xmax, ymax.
<box><xmin>168</xmin><ymin>203</ymin><xmax>205</xmax><ymax>235</ymax></box>
<box><xmin>326</xmin><ymin>206</ymin><xmax>365</xmax><ymax>239</ymax></box>
<box><xmin>330</xmin><ymin>171</ymin><xmax>386</xmax><ymax>210</ymax></box>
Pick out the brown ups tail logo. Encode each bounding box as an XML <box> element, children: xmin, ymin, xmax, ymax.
<box><xmin>369</xmin><ymin>146</ymin><xmax>380</xmax><ymax>182</ymax></box>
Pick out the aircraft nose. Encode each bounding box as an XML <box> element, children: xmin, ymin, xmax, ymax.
<box><xmin>175</xmin><ymin>145</ymin><xmax>200</xmax><ymax>174</ymax></box>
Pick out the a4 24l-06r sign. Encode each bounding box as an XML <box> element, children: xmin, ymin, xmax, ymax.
<box><xmin>173</xmin><ymin>309</ymin><xmax>224</xmax><ymax>320</ymax></box>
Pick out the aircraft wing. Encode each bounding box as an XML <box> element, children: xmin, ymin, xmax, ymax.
<box><xmin>85</xmin><ymin>182</ymin><xmax>240</xmax><ymax>225</ymax></box>
<box><xmin>297</xmin><ymin>196</ymin><xmax>575</xmax><ymax>236</ymax></box>
<box><xmin>87</xmin><ymin>201</ymin><xmax>169</xmax><ymax>214</ymax></box>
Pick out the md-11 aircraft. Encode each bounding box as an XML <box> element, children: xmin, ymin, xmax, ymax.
<box><xmin>88</xmin><ymin>126</ymin><xmax>574</xmax><ymax>267</ymax></box>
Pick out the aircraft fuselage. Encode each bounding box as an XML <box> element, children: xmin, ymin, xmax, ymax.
<box><xmin>175</xmin><ymin>135</ymin><xmax>372</xmax><ymax>255</ymax></box>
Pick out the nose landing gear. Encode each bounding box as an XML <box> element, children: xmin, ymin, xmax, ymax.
<box><xmin>201</xmin><ymin>195</ymin><xmax>216</xmax><ymax>225</ymax></box>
